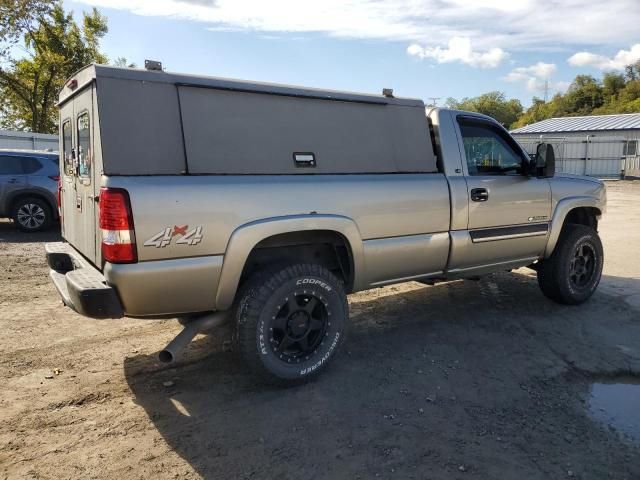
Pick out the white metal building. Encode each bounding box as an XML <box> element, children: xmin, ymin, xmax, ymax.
<box><xmin>0</xmin><ymin>129</ymin><xmax>58</xmax><ymax>151</ymax></box>
<box><xmin>511</xmin><ymin>113</ymin><xmax>640</xmax><ymax>179</ymax></box>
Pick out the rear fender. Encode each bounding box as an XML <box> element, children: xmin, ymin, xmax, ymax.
<box><xmin>215</xmin><ymin>214</ymin><xmax>364</xmax><ymax>310</ymax></box>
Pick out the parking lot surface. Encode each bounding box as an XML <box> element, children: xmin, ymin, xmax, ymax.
<box><xmin>1</xmin><ymin>181</ymin><xmax>639</xmax><ymax>479</ymax></box>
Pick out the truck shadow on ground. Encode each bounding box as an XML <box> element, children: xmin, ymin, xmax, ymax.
<box><xmin>123</xmin><ymin>271</ymin><xmax>640</xmax><ymax>480</ymax></box>
<box><xmin>0</xmin><ymin>221</ymin><xmax>61</xmax><ymax>244</ymax></box>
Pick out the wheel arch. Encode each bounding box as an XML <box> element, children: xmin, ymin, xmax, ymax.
<box><xmin>545</xmin><ymin>196</ymin><xmax>603</xmax><ymax>258</ymax></box>
<box><xmin>214</xmin><ymin>214</ymin><xmax>365</xmax><ymax>310</ymax></box>
<box><xmin>8</xmin><ymin>189</ymin><xmax>57</xmax><ymax>219</ymax></box>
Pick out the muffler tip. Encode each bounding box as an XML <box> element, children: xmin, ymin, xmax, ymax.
<box><xmin>158</xmin><ymin>350</ymin><xmax>174</xmax><ymax>363</ymax></box>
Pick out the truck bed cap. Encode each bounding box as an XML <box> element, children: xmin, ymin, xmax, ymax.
<box><xmin>60</xmin><ymin>64</ymin><xmax>425</xmax><ymax>108</ymax></box>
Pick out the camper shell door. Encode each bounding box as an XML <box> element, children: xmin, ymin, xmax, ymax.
<box><xmin>59</xmin><ymin>84</ymin><xmax>99</xmax><ymax>264</ymax></box>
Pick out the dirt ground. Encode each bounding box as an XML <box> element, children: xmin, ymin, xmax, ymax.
<box><xmin>1</xmin><ymin>182</ymin><xmax>640</xmax><ymax>480</ymax></box>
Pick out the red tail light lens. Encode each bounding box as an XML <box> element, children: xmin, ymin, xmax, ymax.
<box><xmin>99</xmin><ymin>187</ymin><xmax>137</xmax><ymax>264</ymax></box>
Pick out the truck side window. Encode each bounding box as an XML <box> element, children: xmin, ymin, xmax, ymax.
<box><xmin>62</xmin><ymin>120</ymin><xmax>73</xmax><ymax>176</ymax></box>
<box><xmin>459</xmin><ymin>120</ymin><xmax>526</xmax><ymax>176</ymax></box>
<box><xmin>77</xmin><ymin>112</ymin><xmax>91</xmax><ymax>178</ymax></box>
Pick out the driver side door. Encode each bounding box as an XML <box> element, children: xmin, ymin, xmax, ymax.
<box><xmin>453</xmin><ymin>116</ymin><xmax>552</xmax><ymax>270</ymax></box>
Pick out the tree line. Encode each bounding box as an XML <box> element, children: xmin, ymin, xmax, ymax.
<box><xmin>446</xmin><ymin>65</ymin><xmax>640</xmax><ymax>130</ymax></box>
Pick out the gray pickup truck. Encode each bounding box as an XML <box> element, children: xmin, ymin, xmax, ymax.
<box><xmin>46</xmin><ymin>64</ymin><xmax>606</xmax><ymax>383</ymax></box>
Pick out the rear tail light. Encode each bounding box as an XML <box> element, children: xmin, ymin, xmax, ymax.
<box><xmin>99</xmin><ymin>187</ymin><xmax>137</xmax><ymax>263</ymax></box>
<box><xmin>49</xmin><ymin>175</ymin><xmax>60</xmax><ymax>181</ymax></box>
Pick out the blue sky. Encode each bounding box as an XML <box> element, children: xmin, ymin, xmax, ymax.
<box><xmin>66</xmin><ymin>0</ymin><xmax>640</xmax><ymax>107</ymax></box>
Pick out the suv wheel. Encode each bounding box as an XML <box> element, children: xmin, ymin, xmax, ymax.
<box><xmin>12</xmin><ymin>197</ymin><xmax>52</xmax><ymax>232</ymax></box>
<box><xmin>235</xmin><ymin>263</ymin><xmax>348</xmax><ymax>384</ymax></box>
<box><xmin>537</xmin><ymin>224</ymin><xmax>603</xmax><ymax>305</ymax></box>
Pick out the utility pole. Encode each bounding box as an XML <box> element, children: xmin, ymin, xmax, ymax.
<box><xmin>542</xmin><ymin>80</ymin><xmax>549</xmax><ymax>102</ymax></box>
<box><xmin>427</xmin><ymin>97</ymin><xmax>441</xmax><ymax>107</ymax></box>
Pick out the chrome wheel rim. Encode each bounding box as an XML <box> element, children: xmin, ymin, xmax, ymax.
<box><xmin>17</xmin><ymin>203</ymin><xmax>46</xmax><ymax>229</ymax></box>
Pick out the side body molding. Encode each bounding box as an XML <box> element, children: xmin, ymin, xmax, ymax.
<box><xmin>214</xmin><ymin>214</ymin><xmax>365</xmax><ymax>310</ymax></box>
<box><xmin>544</xmin><ymin>195</ymin><xmax>604</xmax><ymax>258</ymax></box>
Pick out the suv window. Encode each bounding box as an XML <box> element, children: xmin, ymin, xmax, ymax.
<box><xmin>21</xmin><ymin>157</ymin><xmax>43</xmax><ymax>174</ymax></box>
<box><xmin>0</xmin><ymin>155</ymin><xmax>24</xmax><ymax>175</ymax></box>
<box><xmin>77</xmin><ymin>112</ymin><xmax>91</xmax><ymax>178</ymax></box>
<box><xmin>458</xmin><ymin>120</ymin><xmax>526</xmax><ymax>176</ymax></box>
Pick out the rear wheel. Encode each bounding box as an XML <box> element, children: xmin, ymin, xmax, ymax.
<box><xmin>12</xmin><ymin>197</ymin><xmax>52</xmax><ymax>232</ymax></box>
<box><xmin>537</xmin><ymin>224</ymin><xmax>603</xmax><ymax>305</ymax></box>
<box><xmin>235</xmin><ymin>263</ymin><xmax>348</xmax><ymax>385</ymax></box>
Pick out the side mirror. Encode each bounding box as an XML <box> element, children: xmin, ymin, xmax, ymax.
<box><xmin>534</xmin><ymin>143</ymin><xmax>555</xmax><ymax>178</ymax></box>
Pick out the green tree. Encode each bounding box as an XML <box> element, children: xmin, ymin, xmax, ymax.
<box><xmin>446</xmin><ymin>91</ymin><xmax>523</xmax><ymax>128</ymax></box>
<box><xmin>0</xmin><ymin>2</ymin><xmax>108</xmax><ymax>133</ymax></box>
<box><xmin>512</xmin><ymin>96</ymin><xmax>561</xmax><ymax>129</ymax></box>
<box><xmin>561</xmin><ymin>75</ymin><xmax>604</xmax><ymax>115</ymax></box>
<box><xmin>113</xmin><ymin>56</ymin><xmax>136</xmax><ymax>68</ymax></box>
<box><xmin>602</xmin><ymin>72</ymin><xmax>626</xmax><ymax>98</ymax></box>
<box><xmin>0</xmin><ymin>0</ymin><xmax>53</xmax><ymax>60</ymax></box>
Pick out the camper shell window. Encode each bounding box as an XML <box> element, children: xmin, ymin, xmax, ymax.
<box><xmin>77</xmin><ymin>112</ymin><xmax>91</xmax><ymax>178</ymax></box>
<box><xmin>62</xmin><ymin>120</ymin><xmax>73</xmax><ymax>176</ymax></box>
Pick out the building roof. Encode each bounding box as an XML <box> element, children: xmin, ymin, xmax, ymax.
<box><xmin>511</xmin><ymin>113</ymin><xmax>640</xmax><ymax>134</ymax></box>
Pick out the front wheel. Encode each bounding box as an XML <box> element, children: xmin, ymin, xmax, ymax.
<box><xmin>537</xmin><ymin>224</ymin><xmax>603</xmax><ymax>305</ymax></box>
<box><xmin>235</xmin><ymin>264</ymin><xmax>348</xmax><ymax>385</ymax></box>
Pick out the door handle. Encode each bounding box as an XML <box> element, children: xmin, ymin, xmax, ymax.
<box><xmin>470</xmin><ymin>188</ymin><xmax>489</xmax><ymax>202</ymax></box>
<box><xmin>8</xmin><ymin>178</ymin><xmax>18</xmax><ymax>184</ymax></box>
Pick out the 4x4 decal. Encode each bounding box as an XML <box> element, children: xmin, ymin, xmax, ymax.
<box><xmin>144</xmin><ymin>225</ymin><xmax>203</xmax><ymax>248</ymax></box>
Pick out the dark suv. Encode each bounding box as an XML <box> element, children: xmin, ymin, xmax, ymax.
<box><xmin>0</xmin><ymin>150</ymin><xmax>59</xmax><ymax>232</ymax></box>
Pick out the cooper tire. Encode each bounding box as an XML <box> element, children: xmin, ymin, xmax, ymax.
<box><xmin>12</xmin><ymin>197</ymin><xmax>52</xmax><ymax>232</ymax></box>
<box><xmin>537</xmin><ymin>224</ymin><xmax>603</xmax><ymax>305</ymax></box>
<box><xmin>235</xmin><ymin>263</ymin><xmax>348</xmax><ymax>385</ymax></box>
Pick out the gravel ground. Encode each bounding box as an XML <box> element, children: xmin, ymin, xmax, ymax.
<box><xmin>1</xmin><ymin>181</ymin><xmax>639</xmax><ymax>480</ymax></box>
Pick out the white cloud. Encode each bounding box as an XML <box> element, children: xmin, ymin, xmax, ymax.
<box><xmin>504</xmin><ymin>62</ymin><xmax>568</xmax><ymax>96</ymax></box>
<box><xmin>407</xmin><ymin>37</ymin><xmax>507</xmax><ymax>68</ymax></box>
<box><xmin>568</xmin><ymin>44</ymin><xmax>640</xmax><ymax>70</ymax></box>
<box><xmin>513</xmin><ymin>62</ymin><xmax>557</xmax><ymax>79</ymax></box>
<box><xmin>73</xmin><ymin>0</ymin><xmax>640</xmax><ymax>53</ymax></box>
<box><xmin>504</xmin><ymin>62</ymin><xmax>556</xmax><ymax>90</ymax></box>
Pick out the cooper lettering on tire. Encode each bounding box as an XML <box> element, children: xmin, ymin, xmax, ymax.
<box><xmin>235</xmin><ymin>264</ymin><xmax>348</xmax><ymax>384</ymax></box>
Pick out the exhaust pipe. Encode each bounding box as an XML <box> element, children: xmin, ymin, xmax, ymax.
<box><xmin>159</xmin><ymin>312</ymin><xmax>228</xmax><ymax>363</ymax></box>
